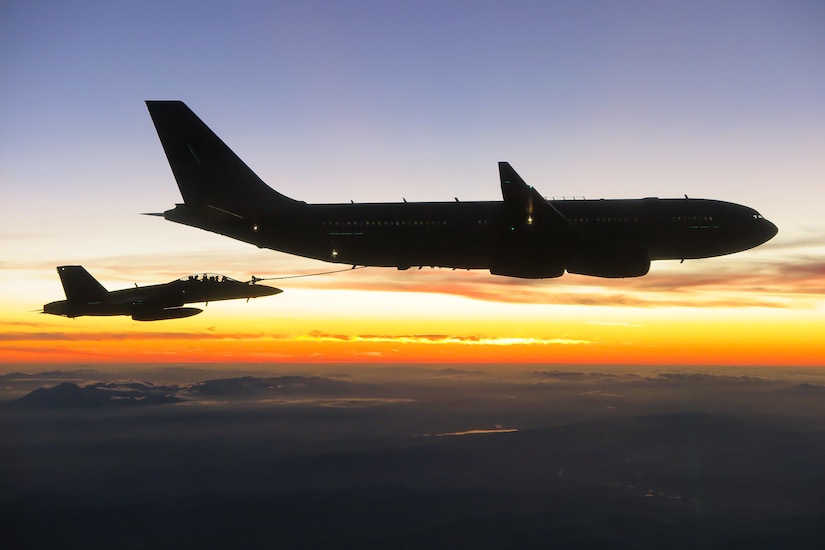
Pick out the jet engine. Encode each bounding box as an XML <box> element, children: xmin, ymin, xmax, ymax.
<box><xmin>566</xmin><ymin>242</ymin><xmax>651</xmax><ymax>278</ymax></box>
<box><xmin>489</xmin><ymin>264</ymin><xmax>565</xmax><ymax>279</ymax></box>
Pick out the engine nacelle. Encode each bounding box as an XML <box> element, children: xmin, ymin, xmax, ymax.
<box><xmin>567</xmin><ymin>243</ymin><xmax>650</xmax><ymax>278</ymax></box>
<box><xmin>489</xmin><ymin>264</ymin><xmax>565</xmax><ymax>279</ymax></box>
<box><xmin>132</xmin><ymin>307</ymin><xmax>203</xmax><ymax>321</ymax></box>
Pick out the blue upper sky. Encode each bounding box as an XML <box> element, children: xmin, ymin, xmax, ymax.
<box><xmin>1</xmin><ymin>0</ymin><xmax>823</xmax><ymax>302</ymax></box>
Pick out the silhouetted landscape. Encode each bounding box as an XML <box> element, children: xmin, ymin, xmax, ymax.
<box><xmin>3</xmin><ymin>364</ymin><xmax>825</xmax><ymax>548</ymax></box>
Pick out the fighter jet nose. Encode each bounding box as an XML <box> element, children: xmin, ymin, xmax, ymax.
<box><xmin>257</xmin><ymin>285</ymin><xmax>283</xmax><ymax>297</ymax></box>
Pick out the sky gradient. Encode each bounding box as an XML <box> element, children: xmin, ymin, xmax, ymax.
<box><xmin>2</xmin><ymin>1</ymin><xmax>823</xmax><ymax>367</ymax></box>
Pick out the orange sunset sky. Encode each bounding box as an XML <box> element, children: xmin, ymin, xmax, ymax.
<box><xmin>2</xmin><ymin>2</ymin><xmax>823</xmax><ymax>369</ymax></box>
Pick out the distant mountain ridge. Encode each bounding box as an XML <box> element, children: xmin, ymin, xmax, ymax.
<box><xmin>12</xmin><ymin>381</ymin><xmax>183</xmax><ymax>409</ymax></box>
<box><xmin>10</xmin><ymin>375</ymin><xmax>387</xmax><ymax>409</ymax></box>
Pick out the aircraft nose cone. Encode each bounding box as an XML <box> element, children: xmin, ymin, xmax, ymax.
<box><xmin>759</xmin><ymin>218</ymin><xmax>779</xmax><ymax>245</ymax></box>
<box><xmin>257</xmin><ymin>285</ymin><xmax>283</xmax><ymax>297</ymax></box>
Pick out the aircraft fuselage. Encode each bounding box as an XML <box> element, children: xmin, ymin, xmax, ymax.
<box><xmin>148</xmin><ymin>100</ymin><xmax>778</xmax><ymax>279</ymax></box>
<box><xmin>165</xmin><ymin>195</ymin><xmax>777</xmax><ymax>279</ymax></box>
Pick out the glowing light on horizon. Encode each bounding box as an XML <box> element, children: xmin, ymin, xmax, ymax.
<box><xmin>435</xmin><ymin>428</ymin><xmax>519</xmax><ymax>437</ymax></box>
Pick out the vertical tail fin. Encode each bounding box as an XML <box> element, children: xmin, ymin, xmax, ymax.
<box><xmin>146</xmin><ymin>100</ymin><xmax>301</xmax><ymax>218</ymax></box>
<box><xmin>56</xmin><ymin>266</ymin><xmax>109</xmax><ymax>304</ymax></box>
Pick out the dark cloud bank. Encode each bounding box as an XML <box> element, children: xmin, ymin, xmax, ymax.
<box><xmin>2</xmin><ymin>365</ymin><xmax>825</xmax><ymax>549</ymax></box>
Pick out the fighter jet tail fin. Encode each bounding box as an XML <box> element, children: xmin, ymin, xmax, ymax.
<box><xmin>56</xmin><ymin>266</ymin><xmax>109</xmax><ymax>304</ymax></box>
<box><xmin>146</xmin><ymin>101</ymin><xmax>303</xmax><ymax>218</ymax></box>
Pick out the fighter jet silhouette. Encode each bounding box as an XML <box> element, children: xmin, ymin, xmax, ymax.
<box><xmin>43</xmin><ymin>266</ymin><xmax>281</xmax><ymax>321</ymax></box>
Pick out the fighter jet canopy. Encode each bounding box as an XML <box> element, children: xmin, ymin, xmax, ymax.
<box><xmin>176</xmin><ymin>273</ymin><xmax>241</xmax><ymax>283</ymax></box>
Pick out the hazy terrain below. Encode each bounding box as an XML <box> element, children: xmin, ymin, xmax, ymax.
<box><xmin>2</xmin><ymin>364</ymin><xmax>824</xmax><ymax>549</ymax></box>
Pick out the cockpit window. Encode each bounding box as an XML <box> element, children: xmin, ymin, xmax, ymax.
<box><xmin>752</xmin><ymin>213</ymin><xmax>764</xmax><ymax>219</ymax></box>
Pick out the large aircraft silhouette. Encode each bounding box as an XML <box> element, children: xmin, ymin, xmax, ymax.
<box><xmin>146</xmin><ymin>101</ymin><xmax>777</xmax><ymax>279</ymax></box>
<box><xmin>43</xmin><ymin>266</ymin><xmax>281</xmax><ymax>321</ymax></box>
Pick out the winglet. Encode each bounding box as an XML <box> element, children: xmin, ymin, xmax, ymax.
<box><xmin>498</xmin><ymin>162</ymin><xmax>573</xmax><ymax>229</ymax></box>
<box><xmin>499</xmin><ymin>162</ymin><xmax>529</xmax><ymax>194</ymax></box>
